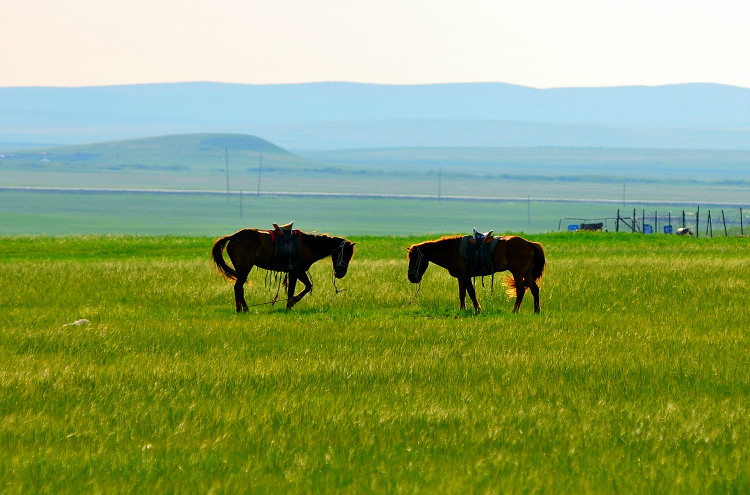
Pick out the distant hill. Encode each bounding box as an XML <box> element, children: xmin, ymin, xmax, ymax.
<box><xmin>0</xmin><ymin>133</ymin><xmax>302</xmax><ymax>174</ymax></box>
<box><xmin>2</xmin><ymin>82</ymin><xmax>750</xmax><ymax>150</ymax></box>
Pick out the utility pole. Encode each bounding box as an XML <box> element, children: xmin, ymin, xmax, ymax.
<box><xmin>527</xmin><ymin>195</ymin><xmax>531</xmax><ymax>225</ymax></box>
<box><xmin>437</xmin><ymin>167</ymin><xmax>442</xmax><ymax>201</ymax></box>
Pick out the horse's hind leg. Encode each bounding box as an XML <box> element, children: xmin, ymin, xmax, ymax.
<box><xmin>233</xmin><ymin>278</ymin><xmax>248</xmax><ymax>312</ymax></box>
<box><xmin>529</xmin><ymin>280</ymin><xmax>541</xmax><ymax>313</ymax></box>
<box><xmin>233</xmin><ymin>269</ymin><xmax>251</xmax><ymax>313</ymax></box>
<box><xmin>511</xmin><ymin>273</ymin><xmax>526</xmax><ymax>313</ymax></box>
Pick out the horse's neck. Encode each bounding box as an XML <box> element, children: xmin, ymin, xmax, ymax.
<box><xmin>305</xmin><ymin>234</ymin><xmax>340</xmax><ymax>260</ymax></box>
<box><xmin>422</xmin><ymin>238</ymin><xmax>458</xmax><ymax>268</ymax></box>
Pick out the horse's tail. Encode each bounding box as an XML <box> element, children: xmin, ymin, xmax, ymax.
<box><xmin>212</xmin><ymin>235</ymin><xmax>237</xmax><ymax>281</ymax></box>
<box><xmin>531</xmin><ymin>242</ymin><xmax>546</xmax><ymax>283</ymax></box>
<box><xmin>503</xmin><ymin>241</ymin><xmax>546</xmax><ymax>298</ymax></box>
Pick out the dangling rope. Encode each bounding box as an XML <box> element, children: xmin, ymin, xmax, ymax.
<box><xmin>247</xmin><ymin>272</ymin><xmax>290</xmax><ymax>307</ymax></box>
<box><xmin>404</xmin><ymin>281</ymin><xmax>422</xmax><ymax>307</ymax></box>
<box><xmin>332</xmin><ymin>268</ymin><xmax>346</xmax><ymax>294</ymax></box>
<box><xmin>271</xmin><ymin>272</ymin><xmax>285</xmax><ymax>305</ymax></box>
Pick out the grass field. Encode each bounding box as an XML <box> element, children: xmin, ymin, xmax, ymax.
<box><xmin>1</xmin><ymin>233</ymin><xmax>749</xmax><ymax>493</ymax></box>
<box><xmin>4</xmin><ymin>136</ymin><xmax>750</xmax><ymax>206</ymax></box>
<box><xmin>4</xmin><ymin>136</ymin><xmax>749</xmax><ymax>239</ymax></box>
<box><xmin>0</xmin><ymin>190</ymin><xmax>613</xmax><ymax>236</ymax></box>
<box><xmin>3</xmin><ymin>190</ymin><xmax>748</xmax><ymax>238</ymax></box>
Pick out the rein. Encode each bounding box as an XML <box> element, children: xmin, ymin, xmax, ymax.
<box><xmin>404</xmin><ymin>280</ymin><xmax>422</xmax><ymax>306</ymax></box>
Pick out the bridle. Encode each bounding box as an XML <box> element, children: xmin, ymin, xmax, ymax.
<box><xmin>331</xmin><ymin>240</ymin><xmax>349</xmax><ymax>294</ymax></box>
<box><xmin>405</xmin><ymin>246</ymin><xmax>426</xmax><ymax>306</ymax></box>
<box><xmin>333</xmin><ymin>240</ymin><xmax>350</xmax><ymax>272</ymax></box>
<box><xmin>407</xmin><ymin>246</ymin><xmax>426</xmax><ymax>282</ymax></box>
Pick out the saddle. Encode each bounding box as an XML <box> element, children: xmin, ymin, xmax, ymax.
<box><xmin>268</xmin><ymin>221</ymin><xmax>303</xmax><ymax>271</ymax></box>
<box><xmin>472</xmin><ymin>227</ymin><xmax>493</xmax><ymax>245</ymax></box>
<box><xmin>459</xmin><ymin>227</ymin><xmax>499</xmax><ymax>277</ymax></box>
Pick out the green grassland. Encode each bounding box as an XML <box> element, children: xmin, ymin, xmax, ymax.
<box><xmin>3</xmin><ymin>134</ymin><xmax>750</xmax><ymax>206</ymax></box>
<box><xmin>1</xmin><ymin>233</ymin><xmax>749</xmax><ymax>493</ymax></box>
<box><xmin>3</xmin><ymin>134</ymin><xmax>749</xmax><ymax>238</ymax></box>
<box><xmin>4</xmin><ymin>189</ymin><xmax>738</xmax><ymax>237</ymax></box>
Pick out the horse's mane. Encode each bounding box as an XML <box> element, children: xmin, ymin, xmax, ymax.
<box><xmin>408</xmin><ymin>236</ymin><xmax>461</xmax><ymax>261</ymax></box>
<box><xmin>300</xmin><ymin>232</ymin><xmax>355</xmax><ymax>260</ymax></box>
<box><xmin>300</xmin><ymin>231</ymin><xmax>344</xmax><ymax>240</ymax></box>
<box><xmin>411</xmin><ymin>235</ymin><xmax>461</xmax><ymax>248</ymax></box>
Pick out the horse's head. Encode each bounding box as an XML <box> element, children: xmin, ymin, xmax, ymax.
<box><xmin>332</xmin><ymin>240</ymin><xmax>356</xmax><ymax>278</ymax></box>
<box><xmin>407</xmin><ymin>245</ymin><xmax>429</xmax><ymax>283</ymax></box>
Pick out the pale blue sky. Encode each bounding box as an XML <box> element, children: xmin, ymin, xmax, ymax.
<box><xmin>2</xmin><ymin>0</ymin><xmax>749</xmax><ymax>88</ymax></box>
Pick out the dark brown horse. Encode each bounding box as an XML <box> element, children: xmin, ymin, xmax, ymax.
<box><xmin>213</xmin><ymin>229</ymin><xmax>355</xmax><ymax>311</ymax></box>
<box><xmin>407</xmin><ymin>235</ymin><xmax>546</xmax><ymax>313</ymax></box>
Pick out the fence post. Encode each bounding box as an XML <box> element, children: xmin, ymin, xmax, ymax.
<box><xmin>696</xmin><ymin>206</ymin><xmax>700</xmax><ymax>238</ymax></box>
<box><xmin>706</xmin><ymin>210</ymin><xmax>713</xmax><ymax>238</ymax></box>
<box><xmin>616</xmin><ymin>209</ymin><xmax>620</xmax><ymax>232</ymax></box>
<box><xmin>633</xmin><ymin>209</ymin><xmax>637</xmax><ymax>233</ymax></box>
<box><xmin>682</xmin><ymin>210</ymin><xmax>685</xmax><ymax>228</ymax></box>
<box><xmin>722</xmin><ymin>210</ymin><xmax>727</xmax><ymax>236</ymax></box>
<box><xmin>741</xmin><ymin>208</ymin><xmax>744</xmax><ymax>236</ymax></box>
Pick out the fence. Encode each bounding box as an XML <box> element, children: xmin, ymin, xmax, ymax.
<box><xmin>560</xmin><ymin>207</ymin><xmax>748</xmax><ymax>237</ymax></box>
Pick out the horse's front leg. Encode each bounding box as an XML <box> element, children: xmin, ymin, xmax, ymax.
<box><xmin>465</xmin><ymin>278</ymin><xmax>481</xmax><ymax>313</ymax></box>
<box><xmin>293</xmin><ymin>272</ymin><xmax>313</xmax><ymax>307</ymax></box>
<box><xmin>458</xmin><ymin>278</ymin><xmax>468</xmax><ymax>310</ymax></box>
<box><xmin>286</xmin><ymin>271</ymin><xmax>313</xmax><ymax>309</ymax></box>
<box><xmin>285</xmin><ymin>273</ymin><xmax>298</xmax><ymax>309</ymax></box>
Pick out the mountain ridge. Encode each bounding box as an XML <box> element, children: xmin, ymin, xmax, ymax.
<box><xmin>2</xmin><ymin>82</ymin><xmax>750</xmax><ymax>150</ymax></box>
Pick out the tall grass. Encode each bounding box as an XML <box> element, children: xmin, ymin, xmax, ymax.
<box><xmin>1</xmin><ymin>233</ymin><xmax>748</xmax><ymax>493</ymax></box>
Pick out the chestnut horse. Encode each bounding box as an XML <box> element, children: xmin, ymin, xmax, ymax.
<box><xmin>407</xmin><ymin>235</ymin><xmax>545</xmax><ymax>313</ymax></box>
<box><xmin>212</xmin><ymin>229</ymin><xmax>355</xmax><ymax>311</ymax></box>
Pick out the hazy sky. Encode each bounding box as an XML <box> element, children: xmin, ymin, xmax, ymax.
<box><xmin>2</xmin><ymin>0</ymin><xmax>749</xmax><ymax>88</ymax></box>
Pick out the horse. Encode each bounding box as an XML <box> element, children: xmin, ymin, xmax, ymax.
<box><xmin>407</xmin><ymin>235</ymin><xmax>546</xmax><ymax>313</ymax></box>
<box><xmin>212</xmin><ymin>228</ymin><xmax>355</xmax><ymax>311</ymax></box>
